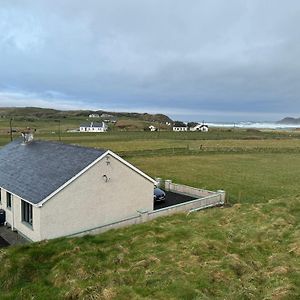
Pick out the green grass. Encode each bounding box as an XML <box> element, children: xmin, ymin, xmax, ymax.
<box><xmin>0</xmin><ymin>197</ymin><xmax>299</xmax><ymax>299</ymax></box>
<box><xmin>129</xmin><ymin>153</ymin><xmax>300</xmax><ymax>204</ymax></box>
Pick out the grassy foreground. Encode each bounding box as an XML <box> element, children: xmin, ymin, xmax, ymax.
<box><xmin>0</xmin><ymin>196</ymin><xmax>299</xmax><ymax>299</ymax></box>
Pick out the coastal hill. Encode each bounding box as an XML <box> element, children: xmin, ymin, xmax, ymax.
<box><xmin>277</xmin><ymin>117</ymin><xmax>300</xmax><ymax>124</ymax></box>
<box><xmin>0</xmin><ymin>107</ymin><xmax>173</xmax><ymax>124</ymax></box>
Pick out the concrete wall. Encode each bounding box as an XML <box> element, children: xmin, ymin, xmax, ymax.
<box><xmin>69</xmin><ymin>191</ymin><xmax>224</xmax><ymax>238</ymax></box>
<box><xmin>148</xmin><ymin>193</ymin><xmax>224</xmax><ymax>219</ymax></box>
<box><xmin>39</xmin><ymin>154</ymin><xmax>154</xmax><ymax>240</ymax></box>
<box><xmin>165</xmin><ymin>180</ymin><xmax>220</xmax><ymax>198</ymax></box>
<box><xmin>0</xmin><ymin>188</ymin><xmax>41</xmax><ymax>241</ymax></box>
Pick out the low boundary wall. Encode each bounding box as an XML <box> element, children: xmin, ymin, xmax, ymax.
<box><xmin>165</xmin><ymin>180</ymin><xmax>219</xmax><ymax>198</ymax></box>
<box><xmin>70</xmin><ymin>181</ymin><xmax>225</xmax><ymax>238</ymax></box>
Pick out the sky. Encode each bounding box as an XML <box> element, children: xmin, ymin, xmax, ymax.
<box><xmin>0</xmin><ymin>0</ymin><xmax>300</xmax><ymax>122</ymax></box>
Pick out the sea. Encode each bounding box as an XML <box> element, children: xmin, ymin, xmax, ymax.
<box><xmin>204</xmin><ymin>122</ymin><xmax>300</xmax><ymax>130</ymax></box>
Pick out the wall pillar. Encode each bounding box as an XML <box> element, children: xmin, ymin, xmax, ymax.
<box><xmin>165</xmin><ymin>179</ymin><xmax>172</xmax><ymax>191</ymax></box>
<box><xmin>217</xmin><ymin>190</ymin><xmax>226</xmax><ymax>204</ymax></box>
<box><xmin>155</xmin><ymin>177</ymin><xmax>162</xmax><ymax>188</ymax></box>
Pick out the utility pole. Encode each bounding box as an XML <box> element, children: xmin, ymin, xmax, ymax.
<box><xmin>9</xmin><ymin>118</ymin><xmax>13</xmax><ymax>141</ymax></box>
<box><xmin>58</xmin><ymin>119</ymin><xmax>61</xmax><ymax>141</ymax></box>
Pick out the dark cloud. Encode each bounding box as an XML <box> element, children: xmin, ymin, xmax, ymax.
<box><xmin>0</xmin><ymin>0</ymin><xmax>300</xmax><ymax>121</ymax></box>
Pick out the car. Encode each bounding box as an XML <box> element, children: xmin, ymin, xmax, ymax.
<box><xmin>154</xmin><ymin>187</ymin><xmax>166</xmax><ymax>202</ymax></box>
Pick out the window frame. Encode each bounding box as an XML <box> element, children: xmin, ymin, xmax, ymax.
<box><xmin>6</xmin><ymin>192</ymin><xmax>12</xmax><ymax>209</ymax></box>
<box><xmin>21</xmin><ymin>200</ymin><xmax>33</xmax><ymax>226</ymax></box>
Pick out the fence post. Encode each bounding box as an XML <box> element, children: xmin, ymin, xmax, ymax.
<box><xmin>155</xmin><ymin>177</ymin><xmax>162</xmax><ymax>188</ymax></box>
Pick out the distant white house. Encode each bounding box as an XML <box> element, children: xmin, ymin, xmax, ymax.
<box><xmin>80</xmin><ymin>122</ymin><xmax>108</xmax><ymax>132</ymax></box>
<box><xmin>89</xmin><ymin>114</ymin><xmax>100</xmax><ymax>118</ymax></box>
<box><xmin>173</xmin><ymin>122</ymin><xmax>188</xmax><ymax>131</ymax></box>
<box><xmin>149</xmin><ymin>125</ymin><xmax>157</xmax><ymax>131</ymax></box>
<box><xmin>173</xmin><ymin>126</ymin><xmax>188</xmax><ymax>132</ymax></box>
<box><xmin>190</xmin><ymin>124</ymin><xmax>209</xmax><ymax>132</ymax></box>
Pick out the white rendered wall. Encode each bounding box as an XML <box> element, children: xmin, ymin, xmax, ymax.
<box><xmin>39</xmin><ymin>155</ymin><xmax>154</xmax><ymax>240</ymax></box>
<box><xmin>0</xmin><ymin>188</ymin><xmax>41</xmax><ymax>241</ymax></box>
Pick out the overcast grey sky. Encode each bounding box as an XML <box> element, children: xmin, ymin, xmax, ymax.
<box><xmin>0</xmin><ymin>0</ymin><xmax>300</xmax><ymax>121</ymax></box>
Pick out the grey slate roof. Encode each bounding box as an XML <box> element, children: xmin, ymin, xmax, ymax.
<box><xmin>0</xmin><ymin>139</ymin><xmax>106</xmax><ymax>205</ymax></box>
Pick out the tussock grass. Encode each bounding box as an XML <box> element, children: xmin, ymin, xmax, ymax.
<box><xmin>0</xmin><ymin>197</ymin><xmax>299</xmax><ymax>299</ymax></box>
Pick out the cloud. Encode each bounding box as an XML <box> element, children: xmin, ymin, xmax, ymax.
<box><xmin>0</xmin><ymin>0</ymin><xmax>300</xmax><ymax>121</ymax></box>
<box><xmin>0</xmin><ymin>90</ymin><xmax>87</xmax><ymax>110</ymax></box>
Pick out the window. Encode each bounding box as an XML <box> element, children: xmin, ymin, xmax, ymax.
<box><xmin>21</xmin><ymin>200</ymin><xmax>33</xmax><ymax>226</ymax></box>
<box><xmin>6</xmin><ymin>192</ymin><xmax>12</xmax><ymax>209</ymax></box>
<box><xmin>0</xmin><ymin>188</ymin><xmax>1</xmax><ymax>204</ymax></box>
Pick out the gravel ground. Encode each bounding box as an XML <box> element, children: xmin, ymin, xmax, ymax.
<box><xmin>0</xmin><ymin>226</ymin><xmax>28</xmax><ymax>247</ymax></box>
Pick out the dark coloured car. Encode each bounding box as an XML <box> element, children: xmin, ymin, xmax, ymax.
<box><xmin>154</xmin><ymin>187</ymin><xmax>166</xmax><ymax>202</ymax></box>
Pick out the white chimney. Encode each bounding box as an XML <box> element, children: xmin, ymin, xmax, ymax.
<box><xmin>21</xmin><ymin>128</ymin><xmax>34</xmax><ymax>144</ymax></box>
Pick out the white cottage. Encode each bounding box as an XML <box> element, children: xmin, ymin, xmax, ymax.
<box><xmin>149</xmin><ymin>125</ymin><xmax>157</xmax><ymax>132</ymax></box>
<box><xmin>190</xmin><ymin>124</ymin><xmax>209</xmax><ymax>132</ymax></box>
<box><xmin>173</xmin><ymin>127</ymin><xmax>188</xmax><ymax>132</ymax></box>
<box><xmin>80</xmin><ymin>122</ymin><xmax>108</xmax><ymax>132</ymax></box>
<box><xmin>0</xmin><ymin>137</ymin><xmax>156</xmax><ymax>241</ymax></box>
<box><xmin>89</xmin><ymin>114</ymin><xmax>100</xmax><ymax>118</ymax></box>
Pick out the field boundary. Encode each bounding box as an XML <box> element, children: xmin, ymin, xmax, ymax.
<box><xmin>118</xmin><ymin>146</ymin><xmax>300</xmax><ymax>158</ymax></box>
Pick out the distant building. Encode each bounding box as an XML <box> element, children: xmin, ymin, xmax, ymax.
<box><xmin>172</xmin><ymin>121</ymin><xmax>188</xmax><ymax>131</ymax></box>
<box><xmin>187</xmin><ymin>122</ymin><xmax>199</xmax><ymax>129</ymax></box>
<box><xmin>173</xmin><ymin>126</ymin><xmax>188</xmax><ymax>132</ymax></box>
<box><xmin>89</xmin><ymin>114</ymin><xmax>100</xmax><ymax>118</ymax></box>
<box><xmin>107</xmin><ymin>119</ymin><xmax>117</xmax><ymax>123</ymax></box>
<box><xmin>199</xmin><ymin>125</ymin><xmax>209</xmax><ymax>132</ymax></box>
<box><xmin>100</xmin><ymin>113</ymin><xmax>113</xmax><ymax>119</ymax></box>
<box><xmin>80</xmin><ymin>122</ymin><xmax>108</xmax><ymax>132</ymax></box>
<box><xmin>149</xmin><ymin>125</ymin><xmax>157</xmax><ymax>132</ymax></box>
<box><xmin>100</xmin><ymin>113</ymin><xmax>117</xmax><ymax>123</ymax></box>
<box><xmin>190</xmin><ymin>124</ymin><xmax>209</xmax><ymax>132</ymax></box>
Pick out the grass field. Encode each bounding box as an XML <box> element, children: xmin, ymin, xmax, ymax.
<box><xmin>0</xmin><ymin>119</ymin><xmax>300</xmax><ymax>299</ymax></box>
<box><xmin>0</xmin><ymin>196</ymin><xmax>299</xmax><ymax>299</ymax></box>
<box><xmin>130</xmin><ymin>153</ymin><xmax>300</xmax><ymax>204</ymax></box>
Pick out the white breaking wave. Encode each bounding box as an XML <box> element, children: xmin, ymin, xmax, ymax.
<box><xmin>205</xmin><ymin>122</ymin><xmax>300</xmax><ymax>129</ymax></box>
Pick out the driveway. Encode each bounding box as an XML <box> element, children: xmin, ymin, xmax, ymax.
<box><xmin>154</xmin><ymin>191</ymin><xmax>197</xmax><ymax>210</ymax></box>
<box><xmin>0</xmin><ymin>235</ymin><xmax>9</xmax><ymax>248</ymax></box>
<box><xmin>0</xmin><ymin>226</ymin><xmax>28</xmax><ymax>247</ymax></box>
